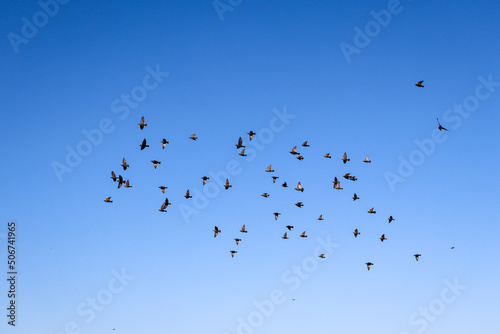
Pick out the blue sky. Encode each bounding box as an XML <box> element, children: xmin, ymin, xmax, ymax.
<box><xmin>1</xmin><ymin>0</ymin><xmax>500</xmax><ymax>333</ymax></box>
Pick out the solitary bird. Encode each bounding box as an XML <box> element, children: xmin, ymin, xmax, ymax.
<box><xmin>365</xmin><ymin>262</ymin><xmax>374</xmax><ymax>271</ymax></box>
<box><xmin>282</xmin><ymin>232</ymin><xmax>289</xmax><ymax>240</ymax></box>
<box><xmin>368</xmin><ymin>207</ymin><xmax>376</xmax><ymax>214</ymax></box>
<box><xmin>342</xmin><ymin>152</ymin><xmax>350</xmax><ymax>164</ymax></box>
<box><xmin>364</xmin><ymin>155</ymin><xmax>371</xmax><ymax>163</ymax></box>
<box><xmin>317</xmin><ymin>215</ymin><xmax>324</xmax><ymax>221</ymax></box>
<box><xmin>282</xmin><ymin>182</ymin><xmax>288</xmax><ymax>187</ymax></box>
<box><xmin>121</xmin><ymin>158</ymin><xmax>129</xmax><ymax>170</ymax></box>
<box><xmin>236</xmin><ymin>137</ymin><xmax>245</xmax><ymax>149</ymax></box>
<box><xmin>159</xmin><ymin>186</ymin><xmax>168</xmax><ymax>193</ymax></box>
<box><xmin>189</xmin><ymin>134</ymin><xmax>198</xmax><ymax>141</ymax></box>
<box><xmin>318</xmin><ymin>254</ymin><xmax>325</xmax><ymax>259</ymax></box>
<box><xmin>295</xmin><ymin>202</ymin><xmax>304</xmax><ymax>208</ymax></box>
<box><xmin>140</xmin><ymin>139</ymin><xmax>149</xmax><ymax>150</ymax></box>
<box><xmin>380</xmin><ymin>234</ymin><xmax>387</xmax><ymax>242</ymax></box>
<box><xmin>295</xmin><ymin>182</ymin><xmax>304</xmax><ymax>192</ymax></box>
<box><xmin>266</xmin><ymin>165</ymin><xmax>274</xmax><ymax>173</ymax></box>
<box><xmin>161</xmin><ymin>139</ymin><xmax>169</xmax><ymax>149</ymax></box>
<box><xmin>202</xmin><ymin>176</ymin><xmax>210</xmax><ymax>185</ymax></box>
<box><xmin>138</xmin><ymin>116</ymin><xmax>147</xmax><ymax>130</ymax></box>
<box><xmin>230</xmin><ymin>250</ymin><xmax>237</xmax><ymax>258</ymax></box>
<box><xmin>158</xmin><ymin>203</ymin><xmax>167</xmax><ymax>212</ymax></box>
<box><xmin>353</xmin><ymin>229</ymin><xmax>360</xmax><ymax>238</ymax></box>
<box><xmin>213</xmin><ymin>226</ymin><xmax>221</xmax><ymax>238</ymax></box>
<box><xmin>300</xmin><ymin>231</ymin><xmax>307</xmax><ymax>238</ymax></box>
<box><xmin>414</xmin><ymin>254</ymin><xmax>421</xmax><ymax>261</ymax></box>
<box><xmin>185</xmin><ymin>190</ymin><xmax>192</xmax><ymax>199</ymax></box>
<box><xmin>261</xmin><ymin>193</ymin><xmax>270</xmax><ymax>198</ymax></box>
<box><xmin>224</xmin><ymin>178</ymin><xmax>232</xmax><ymax>190</ymax></box>
<box><xmin>274</xmin><ymin>212</ymin><xmax>281</xmax><ymax>220</ymax></box>
<box><xmin>240</xmin><ymin>225</ymin><xmax>248</xmax><ymax>233</ymax></box>
<box><xmin>302</xmin><ymin>141</ymin><xmax>310</xmax><ymax>147</ymax></box>
<box><xmin>272</xmin><ymin>176</ymin><xmax>279</xmax><ymax>183</ymax></box>
<box><xmin>415</xmin><ymin>80</ymin><xmax>424</xmax><ymax>87</ymax></box>
<box><xmin>388</xmin><ymin>216</ymin><xmax>395</xmax><ymax>223</ymax></box>
<box><xmin>239</xmin><ymin>149</ymin><xmax>247</xmax><ymax>157</ymax></box>
<box><xmin>151</xmin><ymin>160</ymin><xmax>161</xmax><ymax>169</ymax></box>
<box><xmin>286</xmin><ymin>225</ymin><xmax>294</xmax><ymax>231</ymax></box>
<box><xmin>437</xmin><ymin>118</ymin><xmax>448</xmax><ymax>131</ymax></box>
<box><xmin>290</xmin><ymin>146</ymin><xmax>300</xmax><ymax>155</ymax></box>
<box><xmin>324</xmin><ymin>153</ymin><xmax>331</xmax><ymax>159</ymax></box>
<box><xmin>234</xmin><ymin>238</ymin><xmax>241</xmax><ymax>245</ymax></box>
<box><xmin>104</xmin><ymin>197</ymin><xmax>112</xmax><ymax>203</ymax></box>
<box><xmin>248</xmin><ymin>131</ymin><xmax>256</xmax><ymax>141</ymax></box>
<box><xmin>296</xmin><ymin>155</ymin><xmax>304</xmax><ymax>161</ymax></box>
<box><xmin>353</xmin><ymin>193</ymin><xmax>359</xmax><ymax>201</ymax></box>
<box><xmin>124</xmin><ymin>180</ymin><xmax>132</xmax><ymax>188</ymax></box>
<box><xmin>111</xmin><ymin>171</ymin><xmax>117</xmax><ymax>182</ymax></box>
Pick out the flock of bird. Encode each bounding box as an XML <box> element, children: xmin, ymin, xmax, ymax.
<box><xmin>104</xmin><ymin>82</ymin><xmax>448</xmax><ymax>270</ymax></box>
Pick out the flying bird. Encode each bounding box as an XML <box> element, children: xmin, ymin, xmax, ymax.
<box><xmin>300</xmin><ymin>231</ymin><xmax>307</xmax><ymax>238</ymax></box>
<box><xmin>437</xmin><ymin>118</ymin><xmax>448</xmax><ymax>131</ymax></box>
<box><xmin>274</xmin><ymin>212</ymin><xmax>281</xmax><ymax>220</ymax></box>
<box><xmin>158</xmin><ymin>203</ymin><xmax>167</xmax><ymax>212</ymax></box>
<box><xmin>272</xmin><ymin>176</ymin><xmax>279</xmax><ymax>183</ymax></box>
<box><xmin>353</xmin><ymin>229</ymin><xmax>360</xmax><ymax>238</ymax></box>
<box><xmin>324</xmin><ymin>153</ymin><xmax>331</xmax><ymax>159</ymax></box>
<box><xmin>121</xmin><ymin>158</ymin><xmax>129</xmax><ymax>170</ymax></box>
<box><xmin>342</xmin><ymin>152</ymin><xmax>350</xmax><ymax>164</ymax></box>
<box><xmin>414</xmin><ymin>254</ymin><xmax>421</xmax><ymax>261</ymax></box>
<box><xmin>368</xmin><ymin>207</ymin><xmax>376</xmax><ymax>214</ymax></box>
<box><xmin>415</xmin><ymin>80</ymin><xmax>424</xmax><ymax>87</ymax></box>
<box><xmin>295</xmin><ymin>182</ymin><xmax>304</xmax><ymax>192</ymax></box>
<box><xmin>159</xmin><ymin>186</ymin><xmax>168</xmax><ymax>193</ymax></box>
<box><xmin>261</xmin><ymin>193</ymin><xmax>270</xmax><ymax>198</ymax></box>
<box><xmin>290</xmin><ymin>146</ymin><xmax>300</xmax><ymax>155</ymax></box>
<box><xmin>239</xmin><ymin>149</ymin><xmax>247</xmax><ymax>157</ymax></box>
<box><xmin>185</xmin><ymin>190</ymin><xmax>192</xmax><ymax>199</ymax></box>
<box><xmin>163</xmin><ymin>198</ymin><xmax>171</xmax><ymax>207</ymax></box>
<box><xmin>302</xmin><ymin>141</ymin><xmax>310</xmax><ymax>147</ymax></box>
<box><xmin>388</xmin><ymin>216</ymin><xmax>395</xmax><ymax>223</ymax></box>
<box><xmin>224</xmin><ymin>178</ymin><xmax>232</xmax><ymax>190</ymax></box>
<box><xmin>286</xmin><ymin>225</ymin><xmax>294</xmax><ymax>231</ymax></box>
<box><xmin>318</xmin><ymin>254</ymin><xmax>325</xmax><ymax>259</ymax></box>
<box><xmin>333</xmin><ymin>177</ymin><xmax>343</xmax><ymax>190</ymax></box>
<box><xmin>117</xmin><ymin>175</ymin><xmax>124</xmax><ymax>189</ymax></box>
<box><xmin>380</xmin><ymin>234</ymin><xmax>387</xmax><ymax>242</ymax></box>
<box><xmin>282</xmin><ymin>232</ymin><xmax>289</xmax><ymax>240</ymax></box>
<box><xmin>213</xmin><ymin>226</ymin><xmax>221</xmax><ymax>238</ymax></box>
<box><xmin>230</xmin><ymin>250</ymin><xmax>237</xmax><ymax>258</ymax></box>
<box><xmin>364</xmin><ymin>155</ymin><xmax>371</xmax><ymax>163</ymax></box>
<box><xmin>138</xmin><ymin>116</ymin><xmax>147</xmax><ymax>130</ymax></box>
<box><xmin>140</xmin><ymin>139</ymin><xmax>149</xmax><ymax>150</ymax></box>
<box><xmin>234</xmin><ymin>238</ymin><xmax>241</xmax><ymax>245</ymax></box>
<box><xmin>202</xmin><ymin>176</ymin><xmax>210</xmax><ymax>185</ymax></box>
<box><xmin>240</xmin><ymin>225</ymin><xmax>247</xmax><ymax>233</ymax></box>
<box><xmin>161</xmin><ymin>139</ymin><xmax>169</xmax><ymax>149</ymax></box>
<box><xmin>248</xmin><ymin>131</ymin><xmax>256</xmax><ymax>141</ymax></box>
<box><xmin>189</xmin><ymin>134</ymin><xmax>198</xmax><ymax>141</ymax></box>
<box><xmin>124</xmin><ymin>180</ymin><xmax>132</xmax><ymax>188</ymax></box>
<box><xmin>266</xmin><ymin>165</ymin><xmax>274</xmax><ymax>173</ymax></box>
<box><xmin>317</xmin><ymin>215</ymin><xmax>324</xmax><ymax>221</ymax></box>
<box><xmin>236</xmin><ymin>137</ymin><xmax>245</xmax><ymax>149</ymax></box>
<box><xmin>110</xmin><ymin>171</ymin><xmax>117</xmax><ymax>182</ymax></box>
<box><xmin>104</xmin><ymin>197</ymin><xmax>112</xmax><ymax>203</ymax></box>
<box><xmin>353</xmin><ymin>193</ymin><xmax>359</xmax><ymax>201</ymax></box>
<box><xmin>282</xmin><ymin>182</ymin><xmax>288</xmax><ymax>187</ymax></box>
<box><xmin>365</xmin><ymin>262</ymin><xmax>374</xmax><ymax>271</ymax></box>
<box><xmin>295</xmin><ymin>202</ymin><xmax>304</xmax><ymax>208</ymax></box>
<box><xmin>349</xmin><ymin>175</ymin><xmax>357</xmax><ymax>181</ymax></box>
<box><xmin>151</xmin><ymin>160</ymin><xmax>161</xmax><ymax>169</ymax></box>
<box><xmin>296</xmin><ymin>155</ymin><xmax>304</xmax><ymax>161</ymax></box>
<box><xmin>343</xmin><ymin>173</ymin><xmax>351</xmax><ymax>180</ymax></box>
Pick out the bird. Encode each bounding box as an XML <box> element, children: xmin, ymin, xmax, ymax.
<box><xmin>213</xmin><ymin>226</ymin><xmax>221</xmax><ymax>238</ymax></box>
<box><xmin>437</xmin><ymin>118</ymin><xmax>448</xmax><ymax>131</ymax></box>
<box><xmin>296</xmin><ymin>155</ymin><xmax>304</xmax><ymax>161</ymax></box>
<box><xmin>353</xmin><ymin>229</ymin><xmax>360</xmax><ymax>238</ymax></box>
<box><xmin>282</xmin><ymin>182</ymin><xmax>288</xmax><ymax>187</ymax></box>
<box><xmin>274</xmin><ymin>212</ymin><xmax>281</xmax><ymax>220</ymax></box>
<box><xmin>117</xmin><ymin>175</ymin><xmax>124</xmax><ymax>189</ymax></box>
<box><xmin>342</xmin><ymin>152</ymin><xmax>350</xmax><ymax>164</ymax></box>
<box><xmin>451</xmin><ymin>247</ymin><xmax>455</xmax><ymax>249</ymax></box>
<box><xmin>380</xmin><ymin>234</ymin><xmax>387</xmax><ymax>242</ymax></box>
<box><xmin>302</xmin><ymin>141</ymin><xmax>310</xmax><ymax>147</ymax></box>
<box><xmin>104</xmin><ymin>197</ymin><xmax>112</xmax><ymax>203</ymax></box>
<box><xmin>163</xmin><ymin>198</ymin><xmax>171</xmax><ymax>207</ymax></box>
<box><xmin>272</xmin><ymin>176</ymin><xmax>279</xmax><ymax>183</ymax></box>
<box><xmin>414</xmin><ymin>254</ymin><xmax>421</xmax><ymax>261</ymax></box>
<box><xmin>324</xmin><ymin>153</ymin><xmax>331</xmax><ymax>159</ymax></box>
<box><xmin>300</xmin><ymin>231</ymin><xmax>307</xmax><ymax>238</ymax></box>
<box><xmin>124</xmin><ymin>180</ymin><xmax>132</xmax><ymax>188</ymax></box>
<box><xmin>230</xmin><ymin>250</ymin><xmax>237</xmax><ymax>258</ymax></box>
<box><xmin>202</xmin><ymin>176</ymin><xmax>210</xmax><ymax>185</ymax></box>
<box><xmin>151</xmin><ymin>160</ymin><xmax>161</xmax><ymax>169</ymax></box>
<box><xmin>138</xmin><ymin>116</ymin><xmax>147</xmax><ymax>130</ymax></box>
<box><xmin>365</xmin><ymin>262</ymin><xmax>374</xmax><ymax>271</ymax></box>
<box><xmin>282</xmin><ymin>232</ymin><xmax>289</xmax><ymax>239</ymax></box>
<box><xmin>189</xmin><ymin>134</ymin><xmax>198</xmax><ymax>141</ymax></box>
<box><xmin>286</xmin><ymin>225</ymin><xmax>294</xmax><ymax>231</ymax></box>
<box><xmin>234</xmin><ymin>238</ymin><xmax>241</xmax><ymax>245</ymax></box>
<box><xmin>333</xmin><ymin>177</ymin><xmax>343</xmax><ymax>190</ymax></box>
<box><xmin>349</xmin><ymin>175</ymin><xmax>358</xmax><ymax>181</ymax></box>
<box><xmin>161</xmin><ymin>139</ymin><xmax>169</xmax><ymax>149</ymax></box>
<box><xmin>121</xmin><ymin>158</ymin><xmax>129</xmax><ymax>171</ymax></box>
<box><xmin>140</xmin><ymin>139</ymin><xmax>149</xmax><ymax>150</ymax></box>
<box><xmin>159</xmin><ymin>186</ymin><xmax>168</xmax><ymax>193</ymax></box>
<box><xmin>353</xmin><ymin>193</ymin><xmax>359</xmax><ymax>201</ymax></box>
<box><xmin>415</xmin><ymin>80</ymin><xmax>424</xmax><ymax>87</ymax></box>
<box><xmin>368</xmin><ymin>207</ymin><xmax>376</xmax><ymax>214</ymax></box>
<box><xmin>318</xmin><ymin>254</ymin><xmax>325</xmax><ymax>259</ymax></box>
<box><xmin>261</xmin><ymin>193</ymin><xmax>270</xmax><ymax>198</ymax></box>
<box><xmin>290</xmin><ymin>146</ymin><xmax>300</xmax><ymax>155</ymax></box>
<box><xmin>158</xmin><ymin>203</ymin><xmax>167</xmax><ymax>212</ymax></box>
<box><xmin>317</xmin><ymin>215</ymin><xmax>324</xmax><ymax>221</ymax></box>
<box><xmin>185</xmin><ymin>190</ymin><xmax>192</xmax><ymax>199</ymax></box>
<box><xmin>224</xmin><ymin>178</ymin><xmax>232</xmax><ymax>190</ymax></box>
<box><xmin>343</xmin><ymin>173</ymin><xmax>351</xmax><ymax>180</ymax></box>
<box><xmin>240</xmin><ymin>225</ymin><xmax>247</xmax><ymax>233</ymax></box>
<box><xmin>110</xmin><ymin>171</ymin><xmax>117</xmax><ymax>182</ymax></box>
<box><xmin>236</xmin><ymin>137</ymin><xmax>245</xmax><ymax>149</ymax></box>
<box><xmin>388</xmin><ymin>216</ymin><xmax>395</xmax><ymax>223</ymax></box>
<box><xmin>295</xmin><ymin>182</ymin><xmax>304</xmax><ymax>192</ymax></box>
<box><xmin>364</xmin><ymin>155</ymin><xmax>371</xmax><ymax>163</ymax></box>
<box><xmin>239</xmin><ymin>149</ymin><xmax>247</xmax><ymax>157</ymax></box>
<box><xmin>248</xmin><ymin>131</ymin><xmax>256</xmax><ymax>141</ymax></box>
<box><xmin>266</xmin><ymin>165</ymin><xmax>274</xmax><ymax>173</ymax></box>
<box><xmin>295</xmin><ymin>202</ymin><xmax>304</xmax><ymax>208</ymax></box>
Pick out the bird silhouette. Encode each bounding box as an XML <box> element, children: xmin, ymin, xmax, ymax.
<box><xmin>124</xmin><ymin>180</ymin><xmax>132</xmax><ymax>188</ymax></box>
<box><xmin>286</xmin><ymin>225</ymin><xmax>294</xmax><ymax>231</ymax></box>
<box><xmin>213</xmin><ymin>226</ymin><xmax>221</xmax><ymax>238</ymax></box>
<box><xmin>140</xmin><ymin>139</ymin><xmax>149</xmax><ymax>150</ymax></box>
<box><xmin>138</xmin><ymin>116</ymin><xmax>147</xmax><ymax>129</ymax></box>
<box><xmin>158</xmin><ymin>203</ymin><xmax>167</xmax><ymax>212</ymax></box>
<box><xmin>317</xmin><ymin>215</ymin><xmax>324</xmax><ymax>220</ymax></box>
<box><xmin>234</xmin><ymin>238</ymin><xmax>241</xmax><ymax>245</ymax></box>
<box><xmin>110</xmin><ymin>171</ymin><xmax>117</xmax><ymax>182</ymax></box>
<box><xmin>151</xmin><ymin>160</ymin><xmax>161</xmax><ymax>169</ymax></box>
<box><xmin>414</xmin><ymin>254</ymin><xmax>421</xmax><ymax>261</ymax></box>
<box><xmin>117</xmin><ymin>175</ymin><xmax>124</xmax><ymax>189</ymax></box>
<box><xmin>388</xmin><ymin>216</ymin><xmax>395</xmax><ymax>223</ymax></box>
<box><xmin>104</xmin><ymin>197</ymin><xmax>112</xmax><ymax>203</ymax></box>
<box><xmin>163</xmin><ymin>198</ymin><xmax>171</xmax><ymax>207</ymax></box>
<box><xmin>282</xmin><ymin>182</ymin><xmax>288</xmax><ymax>187</ymax></box>
<box><xmin>236</xmin><ymin>137</ymin><xmax>245</xmax><ymax>149</ymax></box>
<box><xmin>343</xmin><ymin>173</ymin><xmax>351</xmax><ymax>180</ymax></box>
<box><xmin>302</xmin><ymin>141</ymin><xmax>310</xmax><ymax>147</ymax></box>
<box><xmin>266</xmin><ymin>165</ymin><xmax>274</xmax><ymax>173</ymax></box>
<box><xmin>189</xmin><ymin>134</ymin><xmax>198</xmax><ymax>141</ymax></box>
<box><xmin>261</xmin><ymin>193</ymin><xmax>270</xmax><ymax>198</ymax></box>
<box><xmin>296</xmin><ymin>155</ymin><xmax>304</xmax><ymax>161</ymax></box>
<box><xmin>282</xmin><ymin>232</ymin><xmax>289</xmax><ymax>239</ymax></box>
<box><xmin>161</xmin><ymin>139</ymin><xmax>169</xmax><ymax>149</ymax></box>
<box><xmin>364</xmin><ymin>155</ymin><xmax>371</xmax><ymax>163</ymax></box>
<box><xmin>295</xmin><ymin>202</ymin><xmax>304</xmax><ymax>208</ymax></box>
<box><xmin>342</xmin><ymin>152</ymin><xmax>350</xmax><ymax>164</ymax></box>
<box><xmin>353</xmin><ymin>193</ymin><xmax>359</xmax><ymax>201</ymax></box>
<box><xmin>224</xmin><ymin>178</ymin><xmax>232</xmax><ymax>190</ymax></box>
<box><xmin>159</xmin><ymin>186</ymin><xmax>168</xmax><ymax>193</ymax></box>
<box><xmin>300</xmin><ymin>231</ymin><xmax>307</xmax><ymax>238</ymax></box>
<box><xmin>290</xmin><ymin>146</ymin><xmax>300</xmax><ymax>155</ymax></box>
<box><xmin>365</xmin><ymin>262</ymin><xmax>374</xmax><ymax>271</ymax></box>
<box><xmin>324</xmin><ymin>153</ymin><xmax>331</xmax><ymax>159</ymax></box>
<box><xmin>272</xmin><ymin>176</ymin><xmax>279</xmax><ymax>183</ymax></box>
<box><xmin>368</xmin><ymin>207</ymin><xmax>376</xmax><ymax>214</ymax></box>
<box><xmin>185</xmin><ymin>190</ymin><xmax>192</xmax><ymax>199</ymax></box>
<box><xmin>380</xmin><ymin>234</ymin><xmax>387</xmax><ymax>242</ymax></box>
<box><xmin>295</xmin><ymin>182</ymin><xmax>304</xmax><ymax>192</ymax></box>
<box><xmin>202</xmin><ymin>176</ymin><xmax>210</xmax><ymax>185</ymax></box>
<box><xmin>415</xmin><ymin>80</ymin><xmax>424</xmax><ymax>87</ymax></box>
<box><xmin>121</xmin><ymin>158</ymin><xmax>129</xmax><ymax>171</ymax></box>
<box><xmin>239</xmin><ymin>149</ymin><xmax>247</xmax><ymax>157</ymax></box>
<box><xmin>318</xmin><ymin>254</ymin><xmax>325</xmax><ymax>259</ymax></box>
<box><xmin>437</xmin><ymin>118</ymin><xmax>448</xmax><ymax>131</ymax></box>
<box><xmin>353</xmin><ymin>229</ymin><xmax>360</xmax><ymax>238</ymax></box>
<box><xmin>274</xmin><ymin>212</ymin><xmax>281</xmax><ymax>220</ymax></box>
<box><xmin>240</xmin><ymin>225</ymin><xmax>247</xmax><ymax>233</ymax></box>
<box><xmin>248</xmin><ymin>131</ymin><xmax>256</xmax><ymax>141</ymax></box>
<box><xmin>230</xmin><ymin>250</ymin><xmax>237</xmax><ymax>258</ymax></box>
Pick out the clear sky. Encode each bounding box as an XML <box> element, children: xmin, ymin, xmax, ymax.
<box><xmin>1</xmin><ymin>1</ymin><xmax>500</xmax><ymax>333</ymax></box>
